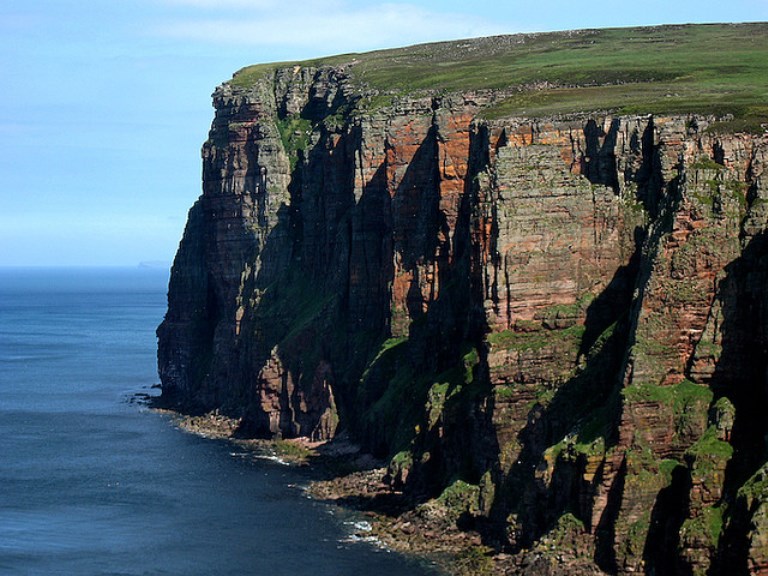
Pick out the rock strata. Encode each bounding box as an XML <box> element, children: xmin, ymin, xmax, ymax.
<box><xmin>158</xmin><ymin>47</ymin><xmax>768</xmax><ymax>574</ymax></box>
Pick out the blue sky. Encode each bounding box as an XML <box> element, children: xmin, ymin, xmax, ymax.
<box><xmin>1</xmin><ymin>1</ymin><xmax>766</xmax><ymax>267</ymax></box>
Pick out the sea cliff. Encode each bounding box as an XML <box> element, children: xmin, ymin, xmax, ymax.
<box><xmin>158</xmin><ymin>23</ymin><xmax>768</xmax><ymax>574</ymax></box>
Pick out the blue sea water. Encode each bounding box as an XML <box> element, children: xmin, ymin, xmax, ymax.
<box><xmin>0</xmin><ymin>267</ymin><xmax>437</xmax><ymax>576</ymax></box>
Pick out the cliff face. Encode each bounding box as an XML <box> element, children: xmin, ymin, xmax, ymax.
<box><xmin>157</xmin><ymin>64</ymin><xmax>768</xmax><ymax>574</ymax></box>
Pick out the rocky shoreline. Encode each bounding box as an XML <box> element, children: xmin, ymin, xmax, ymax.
<box><xmin>151</xmin><ymin>408</ymin><xmax>505</xmax><ymax>575</ymax></box>
<box><xmin>153</xmin><ymin>408</ymin><xmax>609</xmax><ymax>575</ymax></box>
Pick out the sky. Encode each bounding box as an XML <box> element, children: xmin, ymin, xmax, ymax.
<box><xmin>1</xmin><ymin>1</ymin><xmax>766</xmax><ymax>267</ymax></box>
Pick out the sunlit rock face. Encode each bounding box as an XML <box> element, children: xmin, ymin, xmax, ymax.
<box><xmin>158</xmin><ymin>62</ymin><xmax>768</xmax><ymax>574</ymax></box>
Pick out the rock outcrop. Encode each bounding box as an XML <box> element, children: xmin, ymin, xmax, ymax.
<box><xmin>158</xmin><ymin>29</ymin><xmax>768</xmax><ymax>574</ymax></box>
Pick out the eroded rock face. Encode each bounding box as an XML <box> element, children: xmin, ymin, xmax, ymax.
<box><xmin>158</xmin><ymin>65</ymin><xmax>768</xmax><ymax>574</ymax></box>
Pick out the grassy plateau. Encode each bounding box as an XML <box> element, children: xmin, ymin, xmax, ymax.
<box><xmin>231</xmin><ymin>23</ymin><xmax>768</xmax><ymax>131</ymax></box>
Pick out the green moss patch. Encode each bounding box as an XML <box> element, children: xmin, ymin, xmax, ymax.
<box><xmin>680</xmin><ymin>505</ymin><xmax>725</xmax><ymax>547</ymax></box>
<box><xmin>276</xmin><ymin>115</ymin><xmax>313</xmax><ymax>170</ymax></box>
<box><xmin>685</xmin><ymin>425</ymin><xmax>733</xmax><ymax>485</ymax></box>
<box><xmin>487</xmin><ymin>324</ymin><xmax>586</xmax><ymax>352</ymax></box>
<box><xmin>738</xmin><ymin>463</ymin><xmax>768</xmax><ymax>503</ymax></box>
<box><xmin>436</xmin><ymin>479</ymin><xmax>482</xmax><ymax>514</ymax></box>
<box><xmin>690</xmin><ymin>156</ymin><xmax>723</xmax><ymax>171</ymax></box>
<box><xmin>453</xmin><ymin>545</ymin><xmax>495</xmax><ymax>576</ymax></box>
<box><xmin>360</xmin><ymin>339</ymin><xmax>480</xmax><ymax>455</ymax></box>
<box><xmin>622</xmin><ymin>379</ymin><xmax>713</xmax><ymax>408</ymax></box>
<box><xmin>686</xmin><ymin>425</ymin><xmax>734</xmax><ymax>461</ymax></box>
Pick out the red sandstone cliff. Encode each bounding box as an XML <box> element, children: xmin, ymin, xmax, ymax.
<box><xmin>157</xmin><ymin>48</ymin><xmax>768</xmax><ymax>574</ymax></box>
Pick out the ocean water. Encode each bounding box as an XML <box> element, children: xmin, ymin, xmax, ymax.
<box><xmin>0</xmin><ymin>267</ymin><xmax>437</xmax><ymax>576</ymax></box>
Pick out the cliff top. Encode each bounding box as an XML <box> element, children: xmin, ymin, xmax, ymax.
<box><xmin>230</xmin><ymin>22</ymin><xmax>768</xmax><ymax>131</ymax></box>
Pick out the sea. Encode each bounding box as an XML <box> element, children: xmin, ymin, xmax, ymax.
<box><xmin>0</xmin><ymin>267</ymin><xmax>438</xmax><ymax>576</ymax></box>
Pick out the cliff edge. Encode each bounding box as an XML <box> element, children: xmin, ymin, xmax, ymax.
<box><xmin>158</xmin><ymin>23</ymin><xmax>768</xmax><ymax>574</ymax></box>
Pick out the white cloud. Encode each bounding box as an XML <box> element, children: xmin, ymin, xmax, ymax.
<box><xmin>153</xmin><ymin>2</ymin><xmax>508</xmax><ymax>53</ymax></box>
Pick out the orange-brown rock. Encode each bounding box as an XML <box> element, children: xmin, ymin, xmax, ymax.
<box><xmin>157</xmin><ymin>62</ymin><xmax>768</xmax><ymax>575</ymax></box>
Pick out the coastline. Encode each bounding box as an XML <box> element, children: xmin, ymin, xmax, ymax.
<box><xmin>149</xmin><ymin>407</ymin><xmax>611</xmax><ymax>574</ymax></box>
<box><xmin>150</xmin><ymin>408</ymin><xmax>498</xmax><ymax>576</ymax></box>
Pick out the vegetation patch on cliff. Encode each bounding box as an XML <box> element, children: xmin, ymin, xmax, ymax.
<box><xmin>275</xmin><ymin>114</ymin><xmax>313</xmax><ymax>170</ymax></box>
<box><xmin>686</xmin><ymin>425</ymin><xmax>734</xmax><ymax>463</ymax></box>
<box><xmin>681</xmin><ymin>505</ymin><xmax>726</xmax><ymax>549</ymax></box>
<box><xmin>487</xmin><ymin>324</ymin><xmax>586</xmax><ymax>352</ymax></box>
<box><xmin>622</xmin><ymin>379</ymin><xmax>713</xmax><ymax>408</ymax></box>
<box><xmin>359</xmin><ymin>334</ymin><xmax>481</xmax><ymax>460</ymax></box>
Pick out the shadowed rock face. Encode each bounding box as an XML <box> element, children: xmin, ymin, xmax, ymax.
<box><xmin>157</xmin><ymin>65</ymin><xmax>768</xmax><ymax>574</ymax></box>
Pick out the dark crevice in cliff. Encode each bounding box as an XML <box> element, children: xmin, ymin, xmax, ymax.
<box><xmin>578</xmin><ymin>255</ymin><xmax>640</xmax><ymax>361</ymax></box>
<box><xmin>349</xmin><ymin>161</ymin><xmax>393</xmax><ymax>332</ymax></box>
<box><xmin>367</xmin><ymin>118</ymin><xmax>497</xmax><ymax>501</ymax></box>
<box><xmin>342</xmin><ymin>160</ymin><xmax>396</xmax><ymax>442</ymax></box>
<box><xmin>393</xmin><ymin>124</ymin><xmax>442</xmax><ymax>270</ymax></box>
<box><xmin>582</xmin><ymin>118</ymin><xmax>621</xmax><ymax>194</ymax></box>
<box><xmin>481</xmin><ymin>245</ymin><xmax>638</xmax><ymax>554</ymax></box>
<box><xmin>341</xmin><ymin>119</ymin><xmax>466</xmax><ymax>452</ymax></box>
<box><xmin>306</xmin><ymin>124</ymin><xmax>392</xmax><ymax>435</ymax></box>
<box><xmin>712</xmin><ymin>229</ymin><xmax>768</xmax><ymax>573</ymax></box>
<box><xmin>635</xmin><ymin>118</ymin><xmax>666</xmax><ymax>219</ymax></box>
<box><xmin>244</xmin><ymin>135</ymin><xmax>269</xmax><ymax>234</ymax></box>
<box><xmin>644</xmin><ymin>464</ymin><xmax>691</xmax><ymax>575</ymax></box>
<box><xmin>617</xmin><ymin>145</ymin><xmax>682</xmax><ymax>389</ymax></box>
<box><xmin>430</xmin><ymin>119</ymin><xmax>500</xmax><ymax>479</ymax></box>
<box><xmin>300</xmin><ymin>121</ymin><xmax>359</xmax><ymax>281</ymax></box>
<box><xmin>595</xmin><ymin>456</ymin><xmax>626</xmax><ymax>573</ymax></box>
<box><xmin>462</xmin><ymin>122</ymin><xmax>493</xmax><ymax>343</ymax></box>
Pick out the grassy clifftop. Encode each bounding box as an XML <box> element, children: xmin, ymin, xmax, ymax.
<box><xmin>231</xmin><ymin>22</ymin><xmax>768</xmax><ymax>131</ymax></box>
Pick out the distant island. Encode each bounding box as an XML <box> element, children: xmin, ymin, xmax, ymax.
<box><xmin>157</xmin><ymin>23</ymin><xmax>768</xmax><ymax>575</ymax></box>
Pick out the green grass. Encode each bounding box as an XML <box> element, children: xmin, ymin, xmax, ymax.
<box><xmin>622</xmin><ymin>379</ymin><xmax>713</xmax><ymax>408</ymax></box>
<box><xmin>690</xmin><ymin>156</ymin><xmax>723</xmax><ymax>171</ymax></box>
<box><xmin>738</xmin><ymin>463</ymin><xmax>768</xmax><ymax>501</ymax></box>
<box><xmin>436</xmin><ymin>479</ymin><xmax>481</xmax><ymax>512</ymax></box>
<box><xmin>687</xmin><ymin>425</ymin><xmax>735</xmax><ymax>461</ymax></box>
<box><xmin>230</xmin><ymin>61</ymin><xmax>295</xmax><ymax>88</ymax></box>
<box><xmin>275</xmin><ymin>115</ymin><xmax>312</xmax><ymax>170</ymax></box>
<box><xmin>549</xmin><ymin>512</ymin><xmax>586</xmax><ymax>539</ymax></box>
<box><xmin>229</xmin><ymin>23</ymin><xmax>768</xmax><ymax>130</ymax></box>
<box><xmin>453</xmin><ymin>545</ymin><xmax>495</xmax><ymax>576</ymax></box>
<box><xmin>271</xmin><ymin>439</ymin><xmax>312</xmax><ymax>460</ymax></box>
<box><xmin>681</xmin><ymin>505</ymin><xmax>726</xmax><ymax>547</ymax></box>
<box><xmin>659</xmin><ymin>458</ymin><xmax>684</xmax><ymax>483</ymax></box>
<box><xmin>487</xmin><ymin>324</ymin><xmax>586</xmax><ymax>352</ymax></box>
<box><xmin>360</xmin><ymin>337</ymin><xmax>480</xmax><ymax>454</ymax></box>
